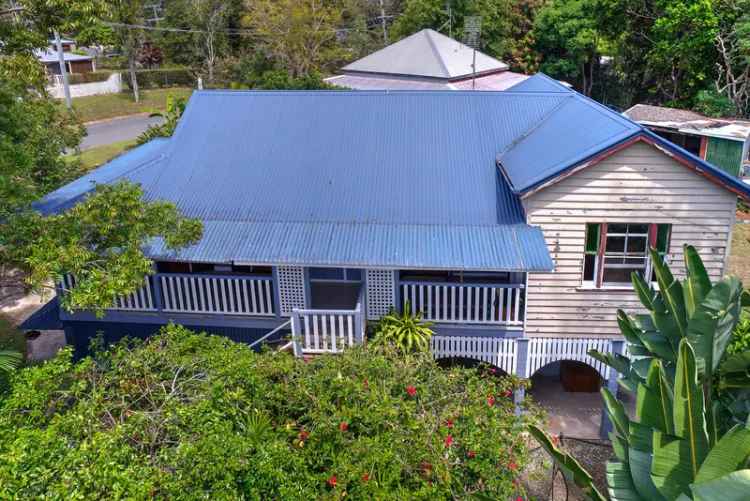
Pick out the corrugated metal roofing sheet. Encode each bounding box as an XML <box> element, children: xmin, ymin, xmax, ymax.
<box><xmin>19</xmin><ymin>297</ymin><xmax>62</xmax><ymax>330</ymax></box>
<box><xmin>327</xmin><ymin>71</ymin><xmax>529</xmax><ymax>91</ymax></box>
<box><xmin>342</xmin><ymin>29</ymin><xmax>508</xmax><ymax>80</ymax></box>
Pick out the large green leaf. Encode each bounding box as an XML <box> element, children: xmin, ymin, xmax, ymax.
<box><xmin>694</xmin><ymin>424</ymin><xmax>750</xmax><ymax>483</ymax></box>
<box><xmin>629</xmin><ymin>447</ymin><xmax>665</xmax><ymax>501</ymax></box>
<box><xmin>602</xmin><ymin>387</ymin><xmax>631</xmax><ymax>441</ymax></box>
<box><xmin>719</xmin><ymin>352</ymin><xmax>750</xmax><ymax>389</ymax></box>
<box><xmin>0</xmin><ymin>350</ymin><xmax>21</xmax><ymax>373</ymax></box>
<box><xmin>650</xmin><ymin>247</ymin><xmax>688</xmax><ymax>340</ymax></box>
<box><xmin>690</xmin><ymin>469</ymin><xmax>750</xmax><ymax>501</ymax></box>
<box><xmin>631</xmin><ymin>314</ymin><xmax>677</xmax><ymax>362</ymax></box>
<box><xmin>636</xmin><ymin>360</ymin><xmax>674</xmax><ymax>435</ymax></box>
<box><xmin>682</xmin><ymin>245</ymin><xmax>712</xmax><ymax>320</ymax></box>
<box><xmin>589</xmin><ymin>349</ymin><xmax>630</xmax><ymax>376</ymax></box>
<box><xmin>618</xmin><ymin>308</ymin><xmax>648</xmax><ymax>348</ymax></box>
<box><xmin>527</xmin><ymin>425</ymin><xmax>607</xmax><ymax>501</ymax></box>
<box><xmin>606</xmin><ymin>461</ymin><xmax>645</xmax><ymax>501</ymax></box>
<box><xmin>651</xmin><ymin>431</ymin><xmax>696</xmax><ymax>500</ymax></box>
<box><xmin>686</xmin><ymin>276</ymin><xmax>744</xmax><ymax>379</ymax></box>
<box><xmin>673</xmin><ymin>340</ymin><xmax>709</xmax><ymax>478</ymax></box>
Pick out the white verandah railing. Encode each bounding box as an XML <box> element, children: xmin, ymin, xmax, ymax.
<box><xmin>159</xmin><ymin>273</ymin><xmax>275</xmax><ymax>316</ymax></box>
<box><xmin>400</xmin><ymin>281</ymin><xmax>524</xmax><ymax>326</ymax></box>
<box><xmin>62</xmin><ymin>274</ymin><xmax>157</xmax><ymax>311</ymax></box>
<box><xmin>431</xmin><ymin>336</ymin><xmax>518</xmax><ymax>375</ymax></box>
<box><xmin>290</xmin><ymin>289</ymin><xmax>366</xmax><ymax>356</ymax></box>
<box><xmin>525</xmin><ymin>337</ymin><xmax>614</xmax><ymax>379</ymax></box>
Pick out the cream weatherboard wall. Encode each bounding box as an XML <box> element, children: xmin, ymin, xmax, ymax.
<box><xmin>522</xmin><ymin>141</ymin><xmax>738</xmax><ymax>338</ymax></box>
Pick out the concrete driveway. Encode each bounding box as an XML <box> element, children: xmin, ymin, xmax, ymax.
<box><xmin>82</xmin><ymin>114</ymin><xmax>164</xmax><ymax>150</ymax></box>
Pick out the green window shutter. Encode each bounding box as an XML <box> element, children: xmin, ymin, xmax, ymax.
<box><xmin>585</xmin><ymin>223</ymin><xmax>600</xmax><ymax>254</ymax></box>
<box><xmin>705</xmin><ymin>137</ymin><xmax>743</xmax><ymax>177</ymax></box>
<box><xmin>656</xmin><ymin>224</ymin><xmax>671</xmax><ymax>254</ymax></box>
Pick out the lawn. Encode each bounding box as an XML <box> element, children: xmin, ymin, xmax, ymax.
<box><xmin>729</xmin><ymin>222</ymin><xmax>750</xmax><ymax>284</ymax></box>
<box><xmin>73</xmin><ymin>139</ymin><xmax>137</xmax><ymax>170</ymax></box>
<box><xmin>63</xmin><ymin>87</ymin><xmax>193</xmax><ymax>123</ymax></box>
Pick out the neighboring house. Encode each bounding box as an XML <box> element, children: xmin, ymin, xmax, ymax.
<box><xmin>27</xmin><ymin>75</ymin><xmax>750</xmax><ymax>431</ymax></box>
<box><xmin>326</xmin><ymin>29</ymin><xmax>530</xmax><ymax>91</ymax></box>
<box><xmin>624</xmin><ymin>104</ymin><xmax>750</xmax><ymax>178</ymax></box>
<box><xmin>36</xmin><ymin>38</ymin><xmax>95</xmax><ymax>80</ymax></box>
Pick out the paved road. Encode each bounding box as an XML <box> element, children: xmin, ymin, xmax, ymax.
<box><xmin>82</xmin><ymin>114</ymin><xmax>164</xmax><ymax>150</ymax></box>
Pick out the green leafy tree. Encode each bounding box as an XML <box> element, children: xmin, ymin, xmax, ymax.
<box><xmin>532</xmin><ymin>245</ymin><xmax>750</xmax><ymax>500</ymax></box>
<box><xmin>532</xmin><ymin>0</ymin><xmax>600</xmax><ymax>95</ymax></box>
<box><xmin>242</xmin><ymin>0</ymin><xmax>347</xmax><ymax>78</ymax></box>
<box><xmin>105</xmin><ymin>0</ymin><xmax>147</xmax><ymax>102</ymax></box>
<box><xmin>694</xmin><ymin>88</ymin><xmax>739</xmax><ymax>117</ymax></box>
<box><xmin>0</xmin><ymin>5</ymin><xmax>203</xmax><ymax>312</ymax></box>
<box><xmin>714</xmin><ymin>0</ymin><xmax>750</xmax><ymax>117</ymax></box>
<box><xmin>0</xmin><ymin>324</ymin><xmax>537</xmax><ymax>498</ymax></box>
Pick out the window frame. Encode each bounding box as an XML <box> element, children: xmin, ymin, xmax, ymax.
<box><xmin>582</xmin><ymin>223</ymin><xmax>671</xmax><ymax>289</ymax></box>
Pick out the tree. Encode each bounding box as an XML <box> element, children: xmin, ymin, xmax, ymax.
<box><xmin>593</xmin><ymin>0</ymin><xmax>720</xmax><ymax>108</ymax></box>
<box><xmin>531</xmin><ymin>246</ymin><xmax>750</xmax><ymax>500</ymax></box>
<box><xmin>136</xmin><ymin>94</ymin><xmax>187</xmax><ymax>144</ymax></box>
<box><xmin>243</xmin><ymin>0</ymin><xmax>347</xmax><ymax>78</ymax></box>
<box><xmin>0</xmin><ymin>2</ymin><xmax>203</xmax><ymax>312</ymax></box>
<box><xmin>714</xmin><ymin>0</ymin><xmax>750</xmax><ymax>117</ymax></box>
<box><xmin>105</xmin><ymin>0</ymin><xmax>147</xmax><ymax>102</ymax></box>
<box><xmin>532</xmin><ymin>0</ymin><xmax>600</xmax><ymax>95</ymax></box>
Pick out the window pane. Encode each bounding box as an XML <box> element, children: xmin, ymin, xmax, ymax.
<box><xmin>583</xmin><ymin>254</ymin><xmax>596</xmax><ymax>281</ymax></box>
<box><xmin>605</xmin><ymin>236</ymin><xmax>626</xmax><ymax>253</ymax></box>
<box><xmin>608</xmin><ymin>223</ymin><xmax>628</xmax><ymax>233</ymax></box>
<box><xmin>345</xmin><ymin>269</ymin><xmax>362</xmax><ymax>281</ymax></box>
<box><xmin>626</xmin><ymin>236</ymin><xmax>647</xmax><ymax>253</ymax></box>
<box><xmin>628</xmin><ymin>223</ymin><xmax>649</xmax><ymax>234</ymax></box>
<box><xmin>603</xmin><ymin>266</ymin><xmax>643</xmax><ymax>284</ymax></box>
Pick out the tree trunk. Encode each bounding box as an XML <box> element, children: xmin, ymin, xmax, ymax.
<box><xmin>129</xmin><ymin>54</ymin><xmax>140</xmax><ymax>103</ymax></box>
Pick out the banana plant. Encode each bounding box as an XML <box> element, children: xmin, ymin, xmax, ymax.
<box><xmin>372</xmin><ymin>302</ymin><xmax>434</xmax><ymax>354</ymax></box>
<box><xmin>0</xmin><ymin>350</ymin><xmax>21</xmax><ymax>374</ymax></box>
<box><xmin>532</xmin><ymin>245</ymin><xmax>750</xmax><ymax>500</ymax></box>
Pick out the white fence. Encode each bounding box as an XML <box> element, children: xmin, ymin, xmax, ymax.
<box><xmin>525</xmin><ymin>338</ymin><xmax>613</xmax><ymax>378</ymax></box>
<box><xmin>159</xmin><ymin>274</ymin><xmax>274</xmax><ymax>316</ymax></box>
<box><xmin>431</xmin><ymin>336</ymin><xmax>518</xmax><ymax>374</ymax></box>
<box><xmin>400</xmin><ymin>281</ymin><xmax>524</xmax><ymax>326</ymax></box>
<box><xmin>47</xmin><ymin>72</ymin><xmax>122</xmax><ymax>98</ymax></box>
<box><xmin>290</xmin><ymin>309</ymin><xmax>364</xmax><ymax>355</ymax></box>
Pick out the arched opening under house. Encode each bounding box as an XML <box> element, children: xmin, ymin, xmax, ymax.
<box><xmin>528</xmin><ymin>360</ymin><xmax>609</xmax><ymax>439</ymax></box>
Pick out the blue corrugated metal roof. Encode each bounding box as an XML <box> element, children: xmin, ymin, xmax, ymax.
<box><xmin>505</xmin><ymin>73</ymin><xmax>571</xmax><ymax>93</ymax></box>
<box><xmin>36</xmin><ymin>138</ymin><xmax>170</xmax><ymax>215</ymax></box>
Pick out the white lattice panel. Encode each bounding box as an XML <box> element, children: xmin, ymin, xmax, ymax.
<box><xmin>525</xmin><ymin>337</ymin><xmax>613</xmax><ymax>378</ymax></box>
<box><xmin>365</xmin><ymin>269</ymin><xmax>395</xmax><ymax>320</ymax></box>
<box><xmin>430</xmin><ymin>336</ymin><xmax>517</xmax><ymax>375</ymax></box>
<box><xmin>277</xmin><ymin>266</ymin><xmax>306</xmax><ymax>316</ymax></box>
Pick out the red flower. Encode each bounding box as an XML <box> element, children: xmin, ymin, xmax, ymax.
<box><xmin>406</xmin><ymin>385</ymin><xmax>417</xmax><ymax>397</ymax></box>
<box><xmin>489</xmin><ymin>367</ymin><xmax>497</xmax><ymax>374</ymax></box>
<box><xmin>363</xmin><ymin>378</ymin><xmax>369</xmax><ymax>388</ymax></box>
<box><xmin>298</xmin><ymin>430</ymin><xmax>309</xmax><ymax>440</ymax></box>
<box><xmin>467</xmin><ymin>450</ymin><xmax>476</xmax><ymax>459</ymax></box>
<box><xmin>339</xmin><ymin>422</ymin><xmax>349</xmax><ymax>432</ymax></box>
<box><xmin>551</xmin><ymin>435</ymin><xmax>560</xmax><ymax>446</ymax></box>
<box><xmin>508</xmin><ymin>460</ymin><xmax>518</xmax><ymax>471</ymax></box>
<box><xmin>327</xmin><ymin>475</ymin><xmax>337</xmax><ymax>487</ymax></box>
<box><xmin>502</xmin><ymin>390</ymin><xmax>512</xmax><ymax>397</ymax></box>
<box><xmin>361</xmin><ymin>473</ymin><xmax>370</xmax><ymax>482</ymax></box>
<box><xmin>444</xmin><ymin>435</ymin><xmax>454</xmax><ymax>448</ymax></box>
<box><xmin>512</xmin><ymin>478</ymin><xmax>519</xmax><ymax>487</ymax></box>
<box><xmin>487</xmin><ymin>396</ymin><xmax>496</xmax><ymax>406</ymax></box>
<box><xmin>445</xmin><ymin>419</ymin><xmax>454</xmax><ymax>428</ymax></box>
<box><xmin>515</xmin><ymin>497</ymin><xmax>524</xmax><ymax>501</ymax></box>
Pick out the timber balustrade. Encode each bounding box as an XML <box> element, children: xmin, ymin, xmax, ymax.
<box><xmin>399</xmin><ymin>281</ymin><xmax>524</xmax><ymax>326</ymax></box>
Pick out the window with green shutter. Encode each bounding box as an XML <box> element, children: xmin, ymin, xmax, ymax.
<box><xmin>582</xmin><ymin>223</ymin><xmax>671</xmax><ymax>287</ymax></box>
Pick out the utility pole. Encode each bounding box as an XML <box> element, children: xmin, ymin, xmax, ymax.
<box><xmin>54</xmin><ymin>30</ymin><xmax>72</xmax><ymax>109</ymax></box>
<box><xmin>378</xmin><ymin>0</ymin><xmax>388</xmax><ymax>45</ymax></box>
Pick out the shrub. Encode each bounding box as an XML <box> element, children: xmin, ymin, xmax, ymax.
<box><xmin>693</xmin><ymin>89</ymin><xmax>738</xmax><ymax>118</ymax></box>
<box><xmin>124</xmin><ymin>68</ymin><xmax>194</xmax><ymax>90</ymax></box>
<box><xmin>372</xmin><ymin>303</ymin><xmax>434</xmax><ymax>354</ymax></box>
<box><xmin>0</xmin><ymin>324</ymin><xmax>538</xmax><ymax>499</ymax></box>
<box><xmin>67</xmin><ymin>70</ymin><xmax>114</xmax><ymax>85</ymax></box>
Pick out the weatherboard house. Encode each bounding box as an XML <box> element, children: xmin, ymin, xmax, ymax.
<box><xmin>29</xmin><ymin>75</ymin><xmax>750</xmax><ymax>415</ymax></box>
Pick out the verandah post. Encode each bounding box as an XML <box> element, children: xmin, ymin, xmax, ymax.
<box><xmin>599</xmin><ymin>339</ymin><xmax>625</xmax><ymax>438</ymax></box>
<box><xmin>513</xmin><ymin>338</ymin><xmax>530</xmax><ymax>415</ymax></box>
<box><xmin>290</xmin><ymin>312</ymin><xmax>303</xmax><ymax>358</ymax></box>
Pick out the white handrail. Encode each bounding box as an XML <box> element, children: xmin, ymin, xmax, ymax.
<box><xmin>160</xmin><ymin>274</ymin><xmax>274</xmax><ymax>316</ymax></box>
<box><xmin>248</xmin><ymin>319</ymin><xmax>292</xmax><ymax>349</ymax></box>
<box><xmin>400</xmin><ymin>282</ymin><xmax>524</xmax><ymax>325</ymax></box>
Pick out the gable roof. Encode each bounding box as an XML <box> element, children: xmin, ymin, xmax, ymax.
<box><xmin>35</xmin><ymin>48</ymin><xmax>92</xmax><ymax>63</ymax></box>
<box><xmin>342</xmin><ymin>29</ymin><xmax>508</xmax><ymax>80</ymax></box>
